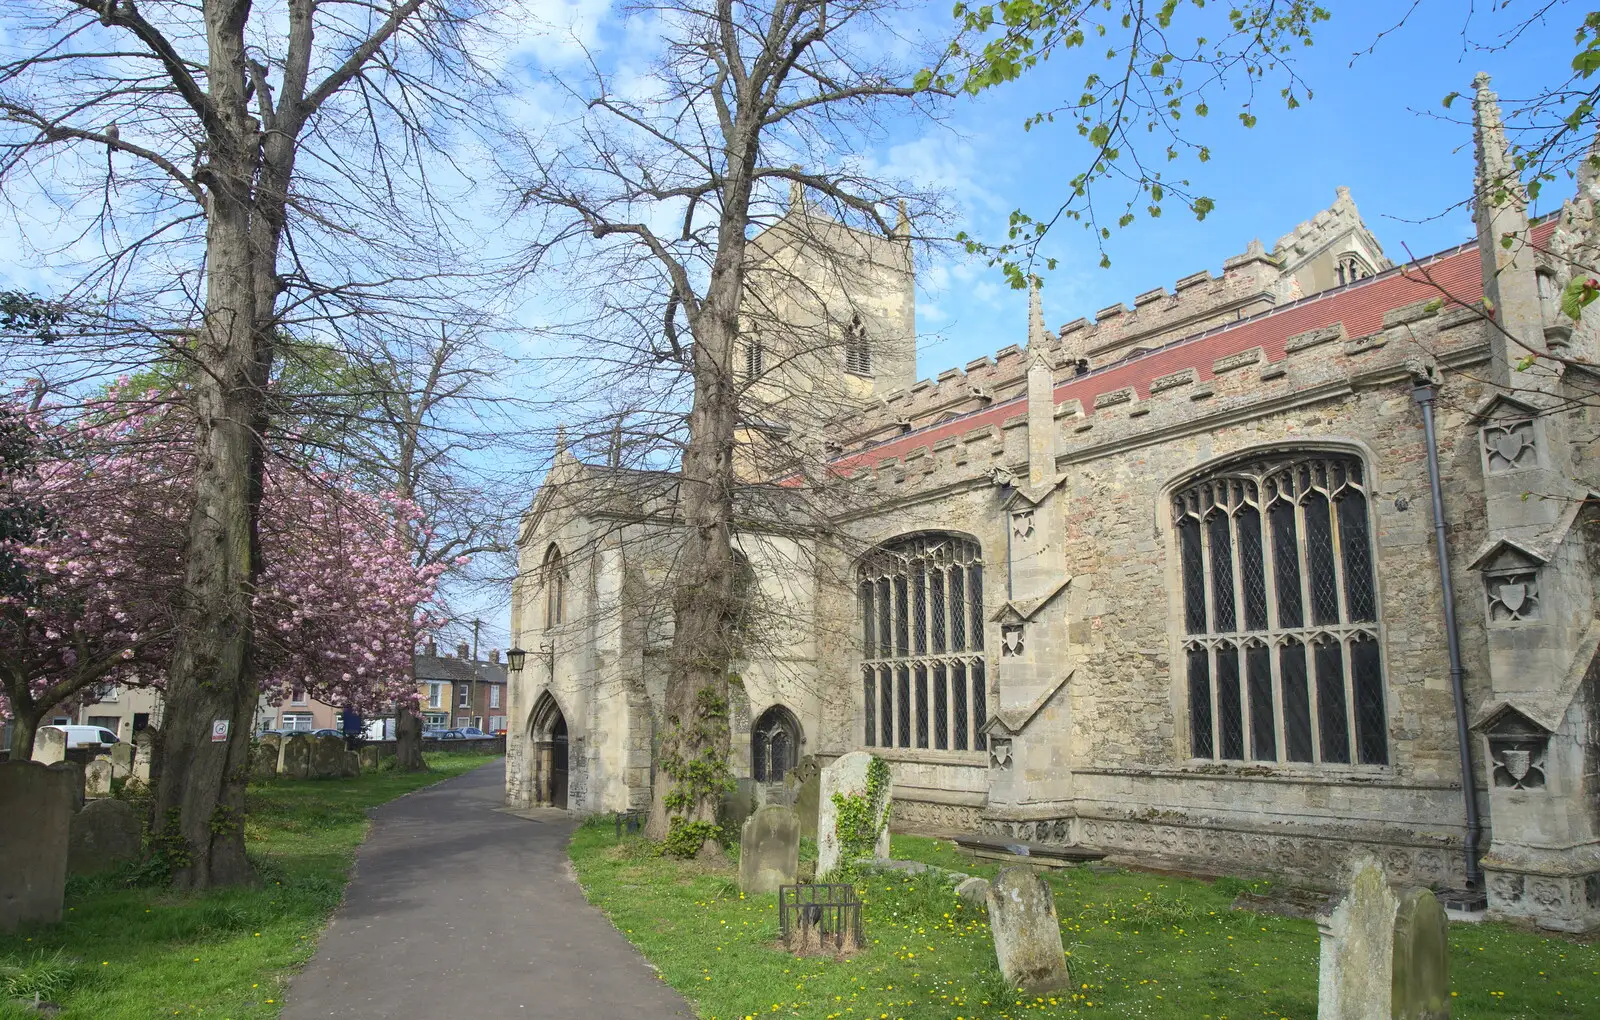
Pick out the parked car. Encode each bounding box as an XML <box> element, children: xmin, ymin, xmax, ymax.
<box><xmin>310</xmin><ymin>728</ymin><xmax>344</xmax><ymax>737</ymax></box>
<box><xmin>42</xmin><ymin>724</ymin><xmax>120</xmax><ymax>749</ymax></box>
<box><xmin>453</xmin><ymin>727</ymin><xmax>497</xmax><ymax>740</ymax></box>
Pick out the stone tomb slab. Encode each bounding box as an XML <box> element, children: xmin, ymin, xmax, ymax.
<box><xmin>0</xmin><ymin>761</ymin><xmax>78</xmax><ymax>931</ymax></box>
<box><xmin>739</xmin><ymin>805</ymin><xmax>800</xmax><ymax>896</ymax></box>
<box><xmin>985</xmin><ymin>865</ymin><xmax>1073</xmax><ymax>995</ymax></box>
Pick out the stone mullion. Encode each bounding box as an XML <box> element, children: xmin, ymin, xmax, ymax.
<box><xmin>1295</xmin><ymin>494</ymin><xmax>1325</xmax><ymax>764</ymax></box>
<box><xmin>1198</xmin><ymin>498</ymin><xmax>1221</xmax><ymax>759</ymax></box>
<box><xmin>1259</xmin><ymin>494</ymin><xmax>1289</xmax><ymax>764</ymax></box>
<box><xmin>1327</xmin><ymin>487</ymin><xmax>1361</xmax><ymax>759</ymax></box>
<box><xmin>1227</xmin><ymin>502</ymin><xmax>1255</xmax><ymax>759</ymax></box>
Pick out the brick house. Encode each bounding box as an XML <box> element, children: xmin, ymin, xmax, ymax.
<box><xmin>415</xmin><ymin>642</ymin><xmax>509</xmax><ymax>733</ymax></box>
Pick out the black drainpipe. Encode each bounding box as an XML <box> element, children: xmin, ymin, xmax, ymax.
<box><xmin>1411</xmin><ymin>378</ymin><xmax>1484</xmax><ymax>889</ymax></box>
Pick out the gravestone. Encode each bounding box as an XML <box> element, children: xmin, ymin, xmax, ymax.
<box><xmin>278</xmin><ymin>734</ymin><xmax>311</xmax><ymax>779</ymax></box>
<box><xmin>31</xmin><ymin>726</ymin><xmax>66</xmax><ymax>765</ymax></box>
<box><xmin>358</xmin><ymin>744</ymin><xmax>383</xmax><ymax>771</ymax></box>
<box><xmin>956</xmin><ymin>876</ymin><xmax>991</xmax><ymax>903</ymax></box>
<box><xmin>720</xmin><ymin>777</ymin><xmax>759</xmax><ymax>832</ymax></box>
<box><xmin>67</xmin><ymin>798</ymin><xmax>142</xmax><ymax>877</ymax></box>
<box><xmin>110</xmin><ymin>741</ymin><xmax>134</xmax><ymax>777</ymax></box>
<box><xmin>309</xmin><ymin>734</ymin><xmax>346</xmax><ymax>778</ymax></box>
<box><xmin>49</xmin><ymin>760</ymin><xmax>85</xmax><ymax>812</ymax></box>
<box><xmin>132</xmin><ymin>727</ymin><xmax>156</xmax><ymax>782</ymax></box>
<box><xmin>785</xmin><ymin>756</ymin><xmax>821</xmax><ymax>839</ymax></box>
<box><xmin>986</xmin><ymin>865</ymin><xmax>1072</xmax><ymax>995</ymax></box>
<box><xmin>257</xmin><ymin>732</ymin><xmax>282</xmax><ymax>762</ymax></box>
<box><xmin>341</xmin><ymin>750</ymin><xmax>361</xmax><ymax>778</ymax></box>
<box><xmin>739</xmin><ymin>805</ymin><xmax>800</xmax><ymax>895</ymax></box>
<box><xmin>250</xmin><ymin>740</ymin><xmax>279</xmax><ymax>780</ymax></box>
<box><xmin>1317</xmin><ymin>856</ymin><xmax>1402</xmax><ymax>1020</ymax></box>
<box><xmin>0</xmin><ymin>761</ymin><xmax>77</xmax><ymax>931</ymax></box>
<box><xmin>816</xmin><ymin>752</ymin><xmax>891</xmax><ymax>877</ymax></box>
<box><xmin>1392</xmin><ymin>888</ymin><xmax>1450</xmax><ymax>1020</ymax></box>
<box><xmin>84</xmin><ymin>757</ymin><xmax>113</xmax><ymax>798</ymax></box>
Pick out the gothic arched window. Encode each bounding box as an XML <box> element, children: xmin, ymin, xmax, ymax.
<box><xmin>542</xmin><ymin>544</ymin><xmax>566</xmax><ymax>628</ymax></box>
<box><xmin>752</xmin><ymin>705</ymin><xmax>800</xmax><ymax>782</ymax></box>
<box><xmin>858</xmin><ymin>533</ymin><xmax>986</xmax><ymax>753</ymax></box>
<box><xmin>1172</xmin><ymin>451</ymin><xmax>1387</xmax><ymax>767</ymax></box>
<box><xmin>1334</xmin><ymin>253</ymin><xmax>1373</xmax><ymax>287</ymax></box>
<box><xmin>844</xmin><ymin>313</ymin><xmax>872</xmax><ymax>377</ymax></box>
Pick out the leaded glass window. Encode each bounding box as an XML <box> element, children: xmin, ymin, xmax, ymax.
<box><xmin>1173</xmin><ymin>452</ymin><xmax>1388</xmax><ymax>766</ymax></box>
<box><xmin>859</xmin><ymin>534</ymin><xmax>986</xmax><ymax>754</ymax></box>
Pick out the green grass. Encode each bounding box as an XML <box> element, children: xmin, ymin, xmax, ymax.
<box><xmin>0</xmin><ymin>751</ymin><xmax>501</xmax><ymax>1020</ymax></box>
<box><xmin>568</xmin><ymin>827</ymin><xmax>1600</xmax><ymax>1020</ymax></box>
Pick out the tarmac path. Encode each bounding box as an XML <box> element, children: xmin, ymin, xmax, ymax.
<box><xmin>282</xmin><ymin>759</ymin><xmax>694</xmax><ymax>1019</ymax></box>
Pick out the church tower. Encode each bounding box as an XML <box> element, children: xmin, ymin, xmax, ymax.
<box><xmin>735</xmin><ymin>185</ymin><xmax>917</xmax><ymax>473</ymax></box>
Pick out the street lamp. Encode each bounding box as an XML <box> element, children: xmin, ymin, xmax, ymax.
<box><xmin>506</xmin><ymin>647</ymin><xmax>528</xmax><ymax>672</ymax></box>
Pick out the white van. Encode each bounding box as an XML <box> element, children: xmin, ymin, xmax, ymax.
<box><xmin>42</xmin><ymin>724</ymin><xmax>120</xmax><ymax>749</ymax></box>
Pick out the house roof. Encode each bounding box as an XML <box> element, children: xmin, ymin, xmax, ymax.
<box><xmin>829</xmin><ymin>221</ymin><xmax>1555</xmax><ymax>475</ymax></box>
<box><xmin>414</xmin><ymin>652</ymin><xmax>507</xmax><ymax>685</ymax></box>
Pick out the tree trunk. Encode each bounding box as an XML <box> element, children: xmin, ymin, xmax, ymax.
<box><xmin>149</xmin><ymin>50</ymin><xmax>271</xmax><ymax>883</ymax></box>
<box><xmin>394</xmin><ymin>706</ymin><xmax>426</xmax><ymax>771</ymax></box>
<box><xmin>7</xmin><ymin>705</ymin><xmax>40</xmax><ymax>760</ymax></box>
<box><xmin>645</xmin><ymin>161</ymin><xmax>752</xmax><ymax>847</ymax></box>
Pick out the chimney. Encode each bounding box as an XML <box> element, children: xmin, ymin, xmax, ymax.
<box><xmin>456</xmin><ymin>641</ymin><xmax>470</xmax><ymax>660</ymax></box>
<box><xmin>490</xmin><ymin>649</ymin><xmax>501</xmax><ymax>664</ymax></box>
<box><xmin>425</xmin><ymin>639</ymin><xmax>437</xmax><ymax>657</ymax></box>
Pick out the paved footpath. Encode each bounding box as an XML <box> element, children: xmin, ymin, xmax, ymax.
<box><xmin>282</xmin><ymin>760</ymin><xmax>693</xmax><ymax>1019</ymax></box>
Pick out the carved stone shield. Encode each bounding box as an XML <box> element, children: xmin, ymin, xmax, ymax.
<box><xmin>1503</xmin><ymin>749</ymin><xmax>1531</xmax><ymax>783</ymax></box>
<box><xmin>1498</xmin><ymin>582</ymin><xmax>1528</xmax><ymax>615</ymax></box>
<box><xmin>1493</xmin><ymin>432</ymin><xmax>1529</xmax><ymax>465</ymax></box>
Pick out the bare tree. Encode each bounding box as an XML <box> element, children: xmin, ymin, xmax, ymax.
<box><xmin>0</xmin><ymin>0</ymin><xmax>501</xmax><ymax>886</ymax></box>
<box><xmin>508</xmin><ymin>0</ymin><xmax>956</xmax><ymax>851</ymax></box>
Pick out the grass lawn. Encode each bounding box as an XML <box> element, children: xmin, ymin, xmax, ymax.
<box><xmin>569</xmin><ymin>824</ymin><xmax>1600</xmax><ymax>1020</ymax></box>
<box><xmin>0</xmin><ymin>750</ymin><xmax>501</xmax><ymax>1020</ymax></box>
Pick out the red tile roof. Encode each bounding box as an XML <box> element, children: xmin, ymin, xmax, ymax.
<box><xmin>829</xmin><ymin>221</ymin><xmax>1553</xmax><ymax>476</ymax></box>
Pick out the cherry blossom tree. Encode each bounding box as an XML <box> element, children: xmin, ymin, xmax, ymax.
<box><xmin>0</xmin><ymin>392</ymin><xmax>446</xmax><ymax>758</ymax></box>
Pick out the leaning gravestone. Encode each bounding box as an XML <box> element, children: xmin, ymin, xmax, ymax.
<box><xmin>816</xmin><ymin>751</ymin><xmax>891</xmax><ymax>877</ymax></box>
<box><xmin>67</xmin><ymin>798</ymin><xmax>142</xmax><ymax>877</ymax></box>
<box><xmin>84</xmin><ymin>757</ymin><xmax>113</xmax><ymax>798</ymax></box>
<box><xmin>358</xmin><ymin>744</ymin><xmax>383</xmax><ymax>771</ymax></box>
<box><xmin>785</xmin><ymin>756</ymin><xmax>821</xmax><ymax>839</ymax></box>
<box><xmin>986</xmin><ymin>865</ymin><xmax>1073</xmax><ymax>995</ymax></box>
<box><xmin>309</xmin><ymin>734</ymin><xmax>346</xmax><ymax>778</ymax></box>
<box><xmin>278</xmin><ymin>734</ymin><xmax>312</xmax><ymax>779</ymax></box>
<box><xmin>31</xmin><ymin>726</ymin><xmax>66</xmax><ymax>765</ymax></box>
<box><xmin>0</xmin><ymin>761</ymin><xmax>77</xmax><ymax>932</ymax></box>
<box><xmin>110</xmin><ymin>740</ymin><xmax>134</xmax><ymax>777</ymax></box>
<box><xmin>739</xmin><ymin>805</ymin><xmax>800</xmax><ymax>895</ymax></box>
<box><xmin>1317</xmin><ymin>856</ymin><xmax>1402</xmax><ymax>1020</ymax></box>
<box><xmin>341</xmin><ymin>750</ymin><xmax>361</xmax><ymax>778</ymax></box>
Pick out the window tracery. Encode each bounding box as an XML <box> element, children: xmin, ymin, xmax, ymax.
<box><xmin>1334</xmin><ymin>253</ymin><xmax>1373</xmax><ymax>286</ymax></box>
<box><xmin>858</xmin><ymin>534</ymin><xmax>986</xmax><ymax>753</ymax></box>
<box><xmin>752</xmin><ymin>705</ymin><xmax>800</xmax><ymax>783</ymax></box>
<box><xmin>1172</xmin><ymin>452</ymin><xmax>1388</xmax><ymax>767</ymax></box>
<box><xmin>844</xmin><ymin>313</ymin><xmax>872</xmax><ymax>377</ymax></box>
<box><xmin>542</xmin><ymin>544</ymin><xmax>566</xmax><ymax>628</ymax></box>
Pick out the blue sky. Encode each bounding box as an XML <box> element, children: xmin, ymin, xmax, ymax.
<box><xmin>903</xmin><ymin>0</ymin><xmax>1572</xmax><ymax>376</ymax></box>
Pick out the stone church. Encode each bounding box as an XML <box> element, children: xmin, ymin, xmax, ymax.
<box><xmin>507</xmin><ymin>75</ymin><xmax>1600</xmax><ymax>932</ymax></box>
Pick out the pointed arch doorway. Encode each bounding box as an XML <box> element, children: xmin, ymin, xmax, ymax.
<box><xmin>531</xmin><ymin>692</ymin><xmax>569</xmax><ymax>809</ymax></box>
